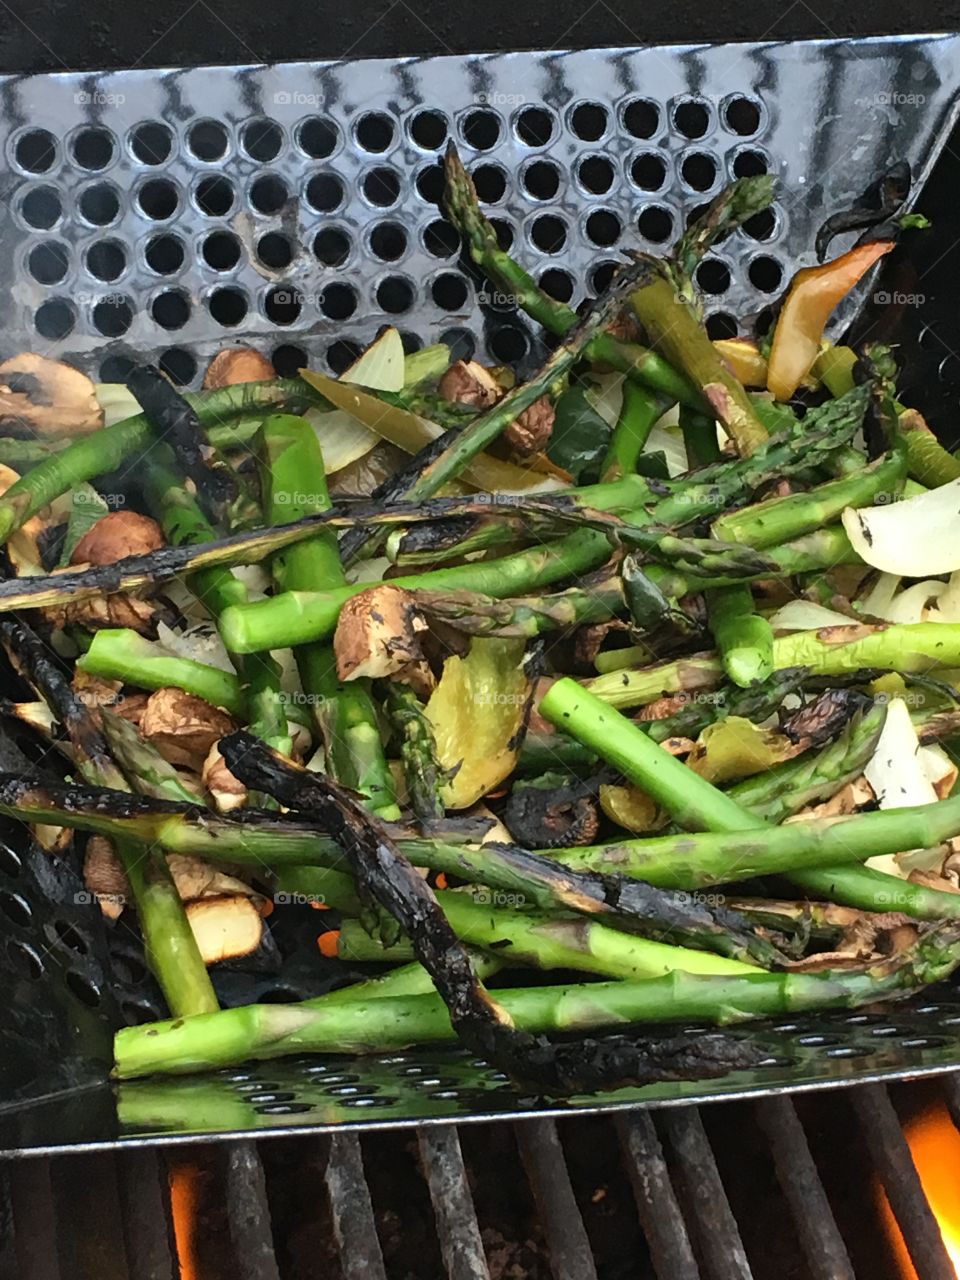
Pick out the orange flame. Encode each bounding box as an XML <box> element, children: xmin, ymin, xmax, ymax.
<box><xmin>879</xmin><ymin>1102</ymin><xmax>960</xmax><ymax>1278</ymax></box>
<box><xmin>168</xmin><ymin>1158</ymin><xmax>202</xmax><ymax>1280</ymax></box>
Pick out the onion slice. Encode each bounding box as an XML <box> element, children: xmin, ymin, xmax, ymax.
<box><xmin>842</xmin><ymin>478</ymin><xmax>960</xmax><ymax>576</ymax></box>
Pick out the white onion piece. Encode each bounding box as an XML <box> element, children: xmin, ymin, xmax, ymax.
<box><xmin>768</xmin><ymin>600</ymin><xmax>853</xmax><ymax>631</ymax></box>
<box><xmin>863</xmin><ymin>697</ymin><xmax>939</xmax><ymax>875</ymax></box>
<box><xmin>341</xmin><ymin>327</ymin><xmax>405</xmax><ymax>392</ymax></box>
<box><xmin>842</xmin><ymin>478</ymin><xmax>960</xmax><ymax>576</ymax></box>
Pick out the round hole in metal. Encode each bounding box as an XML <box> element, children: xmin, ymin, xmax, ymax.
<box><xmin>725</xmin><ymin>97</ymin><xmax>761</xmax><ymax>136</ymax></box>
<box><xmin>314</xmin><ymin>227</ymin><xmax>351</xmax><ymax>266</ymax></box>
<box><xmin>674</xmin><ymin>100</ymin><xmax>710</xmax><ymax>139</ymax></box>
<box><xmin>415</xmin><ymin>164</ymin><xmax>443</xmax><ymax>204</ymax></box>
<box><xmin>585</xmin><ymin>209</ymin><xmax>620</xmax><ymax>247</ymax></box>
<box><xmin>490</xmin><ymin>218</ymin><xmax>514</xmax><ymax>251</ymax></box>
<box><xmin>637</xmin><ymin>205</ymin><xmax>673</xmax><ymax>243</ymax></box>
<box><xmin>138</xmin><ymin>178</ymin><xmax>179</xmax><ymax>221</ymax></box>
<box><xmin>363</xmin><ymin>167</ymin><xmax>400</xmax><ymax>208</ymax></box>
<box><xmin>208</xmin><ymin>287</ymin><xmax>248</xmax><ymax>326</ymax></box>
<box><xmin>15</xmin><ymin>129</ymin><xmax>57</xmax><ymax>173</ymax></box>
<box><xmin>256</xmin><ymin>1102</ymin><xmax>314</xmax><ymax>1115</ymax></box>
<box><xmin>705</xmin><ymin>312</ymin><xmax>738</xmax><ymax>339</ymax></box>
<box><xmin>296</xmin><ymin>117</ymin><xmax>338</xmax><ymax>159</ymax></box>
<box><xmin>272</xmin><ymin>344</ymin><xmax>307</xmax><ymax>377</ymax></box>
<box><xmin>623</xmin><ymin>99</ymin><xmax>659</xmax><ymax>140</ymax></box>
<box><xmin>305</xmin><ymin>172</ymin><xmax>343</xmax><ymax>213</ymax></box>
<box><xmin>158</xmin><ymin>348</ymin><xmax>196</xmax><ymax>385</ymax></box>
<box><xmin>145</xmin><ymin>233</ymin><xmax>184</xmax><ymax>275</ymax></box>
<box><xmin>86</xmin><ymin>240</ymin><xmax>125</xmax><ymax>282</ymax></box>
<box><xmin>53</xmin><ymin>919</ymin><xmax>89</xmax><ymax>955</ymax></box>
<box><xmin>202</xmin><ymin>230</ymin><xmax>242</xmax><ymax>271</ymax></box>
<box><xmin>522</xmin><ymin>161</ymin><xmax>559</xmax><ymax>201</ymax></box>
<box><xmin>264</xmin><ymin>286</ymin><xmax>301</xmax><ymax>325</ymax></box>
<box><xmin>355</xmin><ymin>112</ymin><xmax>395</xmax><ymax>153</ymax></box>
<box><xmin>733</xmin><ymin>149</ymin><xmax>768</xmax><ymax>178</ymax></box>
<box><xmin>539</xmin><ymin>268</ymin><xmax>574</xmax><ymax>303</ymax></box>
<box><xmin>187</xmin><ymin>119</ymin><xmax>229</xmax><ymax>161</ymax></box>
<box><xmin>423</xmin><ymin>218</ymin><xmax>459</xmax><ymax>258</ymax></box>
<box><xmin>93</xmin><ymin>295</ymin><xmax>133</xmax><ymax>337</ymax></box>
<box><xmin>0</xmin><ymin>844</ymin><xmax>21</xmax><ymax>877</ymax></box>
<box><xmin>697</xmin><ymin>258</ymin><xmax>731</xmax><ymax>295</ymax></box>
<box><xmin>431</xmin><ymin>272</ymin><xmax>468</xmax><ymax>311</ymax></box>
<box><xmin>0</xmin><ymin>890</ymin><xmax>31</xmax><ymax>926</ymax></box>
<box><xmin>240</xmin><ymin>119</ymin><xmax>283</xmax><ymax>162</ymax></box>
<box><xmin>121</xmin><ymin>998</ymin><xmax>161</xmax><ymax>1025</ymax></box>
<box><xmin>152</xmin><ymin>289</ymin><xmax>191</xmax><ymax>330</ymax></box>
<box><xmin>326</xmin><ymin>339</ymin><xmax>362</xmax><ymax>373</ymax></box>
<box><xmin>257</xmin><ymin>231</ymin><xmax>293</xmax><ymax>269</ymax></box>
<box><xmin>681</xmin><ymin>151</ymin><xmax>717</xmax><ymax>192</ymax></box>
<box><xmin>377</xmin><ymin>276</ymin><xmax>414</xmax><ymax>315</ymax></box>
<box><xmin>489</xmin><ymin>324</ymin><xmax>529</xmax><ymax>363</ymax></box>
<box><xmin>743</xmin><ymin>208</ymin><xmax>777</xmax><ymax>241</ymax></box>
<box><xmin>195</xmin><ymin>176</ymin><xmax>235</xmax><ymax>217</ymax></box>
<box><xmin>410</xmin><ymin>110</ymin><xmax>447</xmax><ymax>151</ymax></box>
<box><xmin>130</xmin><ymin>121</ymin><xmax>173</xmax><ymax>165</ymax></box>
<box><xmin>516</xmin><ymin>106</ymin><xmax>554</xmax><ymax>147</ymax></box>
<box><xmin>20</xmin><ymin>186</ymin><xmax>61</xmax><ymax>229</ymax></box>
<box><xmin>570</xmin><ymin>102</ymin><xmax>607</xmax><ymax>141</ymax></box>
<box><xmin>66</xmin><ymin>970</ymin><xmax>101</xmax><ymax>1007</ymax></box>
<box><xmin>369</xmin><ymin>222</ymin><xmax>407</xmax><ymax>262</ymax></box>
<box><xmin>28</xmin><ymin>241</ymin><xmax>69</xmax><ymax>285</ymax></box>
<box><xmin>591</xmin><ymin>261</ymin><xmax>617</xmax><ymax>294</ymax></box>
<box><xmin>439</xmin><ymin>327</ymin><xmax>475</xmax><ymax>362</ymax></box>
<box><xmin>8</xmin><ymin>939</ymin><xmax>43</xmax><ymax>979</ymax></box>
<box><xmin>578</xmin><ymin>155</ymin><xmax>614</xmax><ymax>195</ymax></box>
<box><xmin>461</xmin><ymin>109</ymin><xmax>500</xmax><ymax>151</ymax></box>
<box><xmin>631</xmin><ymin>152</ymin><xmax>666</xmax><ymax>191</ymax></box>
<box><xmin>34</xmin><ymin>299</ymin><xmax>75</xmax><ymax>339</ymax></box>
<box><xmin>80</xmin><ymin>183</ymin><xmax>121</xmax><ymax>225</ymax></box>
<box><xmin>473</xmin><ymin>163</ymin><xmax>507</xmax><ymax>203</ymax></box>
<box><xmin>530</xmin><ymin>214</ymin><xmax>567</xmax><ymax>254</ymax></box>
<box><xmin>320</xmin><ymin>283</ymin><xmax>357</xmax><ymax>321</ymax></box>
<box><xmin>250</xmin><ymin>173</ymin><xmax>288</xmax><ymax>215</ymax></box>
<box><xmin>748</xmin><ymin>255</ymin><xmax>783</xmax><ymax>293</ymax></box>
<box><xmin>72</xmin><ymin>127</ymin><xmax>115</xmax><ymax>171</ymax></box>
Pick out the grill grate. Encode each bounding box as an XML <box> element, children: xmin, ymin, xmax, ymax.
<box><xmin>3</xmin><ymin>33</ymin><xmax>960</xmax><ymax>1146</ymax></box>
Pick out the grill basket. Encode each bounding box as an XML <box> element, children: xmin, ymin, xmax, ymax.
<box><xmin>2</xmin><ymin>33</ymin><xmax>960</xmax><ymax>1154</ymax></box>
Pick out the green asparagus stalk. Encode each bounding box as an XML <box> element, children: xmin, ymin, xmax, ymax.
<box><xmin>672</xmin><ymin>175</ymin><xmax>778</xmax><ymax>284</ymax></box>
<box><xmin>678</xmin><ymin>405</ymin><xmax>719</xmax><ymax>470</ymax></box>
<box><xmin>113</xmin><ymin>922</ymin><xmax>960</xmax><ymax>1077</ymax></box>
<box><xmin>77</xmin><ymin>630</ymin><xmax>244</xmax><ymax>716</ymax></box>
<box><xmin>710</xmin><ymin>438</ymin><xmax>908</xmax><ymax>548</ymax></box>
<box><xmin>100</xmin><ymin>711</ymin><xmax>200</xmax><ymax>805</ymax></box>
<box><xmin>412</xmin><ymin>578</ymin><xmax>624</xmax><ymax>638</ymax></box>
<box><xmin>786</xmin><ymin>865</ymin><xmax>960</xmax><ymax>920</ymax></box>
<box><xmin>601</xmin><ymin>385</ymin><xmax>673</xmax><ymax>481</ymax></box>
<box><xmin>898</xmin><ymin>410</ymin><xmax>960</xmax><ymax>487</ymax></box>
<box><xmin>629</xmin><ymin>267</ymin><xmax>768</xmax><ymax>455</ymax></box>
<box><xmin>259</xmin><ymin>415</ymin><xmax>399</xmax><ymax>817</ymax></box>
<box><xmin>384</xmin><ymin>685</ymin><xmax>445</xmax><ymax>822</ymax></box>
<box><xmin>443</xmin><ymin>143</ymin><xmax>701</xmax><ymax>409</ymax></box>
<box><xmin>706</xmin><ymin>583</ymin><xmax>774</xmax><ymax>688</ymax></box>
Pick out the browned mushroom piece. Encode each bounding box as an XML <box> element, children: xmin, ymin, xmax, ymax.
<box><xmin>505</xmin><ymin>395</ymin><xmax>555</xmax><ymax>455</ymax></box>
<box><xmin>437</xmin><ymin>359</ymin><xmax>502</xmax><ymax>408</ymax></box>
<box><xmin>0</xmin><ymin>354</ymin><xmax>103</xmax><ymax>438</ymax></box>
<box><xmin>69</xmin><ymin>511</ymin><xmax>166</xmax><ymax>567</ymax></box>
<box><xmin>140</xmin><ymin>688</ymin><xmax>236</xmax><ymax>770</ymax></box>
<box><xmin>202</xmin><ymin>742</ymin><xmax>249</xmax><ymax>813</ymax></box>
<box><xmin>203</xmin><ymin>347</ymin><xmax>275</xmax><ymax>389</ymax></box>
<box><xmin>334</xmin><ymin>584</ymin><xmax>435</xmax><ymax>697</ymax></box>
<box><xmin>185</xmin><ymin>895</ymin><xmax>264</xmax><ymax>964</ymax></box>
<box><xmin>84</xmin><ymin>834</ymin><xmax>131</xmax><ymax>921</ymax></box>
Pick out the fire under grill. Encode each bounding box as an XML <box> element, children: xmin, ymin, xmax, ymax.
<box><xmin>3</xmin><ymin>1077</ymin><xmax>960</xmax><ymax>1279</ymax></box>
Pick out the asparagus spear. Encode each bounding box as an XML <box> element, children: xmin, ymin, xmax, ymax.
<box><xmin>383</xmin><ymin>684</ymin><xmax>445</xmax><ymax>823</ymax></box>
<box><xmin>601</xmin><ymin>385</ymin><xmax>673</xmax><ymax>482</ymax></box>
<box><xmin>411</xmin><ymin>578</ymin><xmax>625</xmax><ymax>638</ymax></box>
<box><xmin>259</xmin><ymin>415</ymin><xmax>399</xmax><ymax>817</ymax></box>
<box><xmin>706</xmin><ymin>584</ymin><xmax>774</xmax><ymax>689</ymax></box>
<box><xmin>443</xmin><ymin>143</ymin><xmax>701</xmax><ymax>409</ymax></box>
<box><xmin>113</xmin><ymin>922</ymin><xmax>960</xmax><ymax>1078</ymax></box>
<box><xmin>78</xmin><ymin>630</ymin><xmax>244</xmax><ymax>716</ymax></box>
<box><xmin>786</xmin><ymin>865</ymin><xmax>960</xmax><ymax>921</ymax></box>
<box><xmin>0</xmin><ymin>617</ymin><xmax>217</xmax><ymax>1017</ymax></box>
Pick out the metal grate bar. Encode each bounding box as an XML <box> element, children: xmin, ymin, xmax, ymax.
<box><xmin>116</xmin><ymin>1149</ymin><xmax>176</xmax><ymax>1280</ymax></box>
<box><xmin>754</xmin><ymin>1097</ymin><xmax>855</xmax><ymax>1280</ymax></box>
<box><xmin>324</xmin><ymin>1133</ymin><xmax>388</xmax><ymax>1280</ymax></box>
<box><xmin>615</xmin><ymin>1112</ymin><xmax>701</xmax><ymax>1280</ymax></box>
<box><xmin>515</xmin><ymin>1118</ymin><xmax>598</xmax><ymax>1280</ymax></box>
<box><xmin>418</xmin><ymin>1126</ymin><xmax>490</xmax><ymax>1280</ymax></box>
<box><xmin>851</xmin><ymin>1085</ymin><xmax>956</xmax><ymax>1280</ymax></box>
<box><xmin>7</xmin><ymin>1158</ymin><xmax>59</xmax><ymax>1280</ymax></box>
<box><xmin>658</xmin><ymin>1108</ymin><xmax>753</xmax><ymax>1280</ymax></box>
<box><xmin>222</xmin><ymin>1142</ymin><xmax>281</xmax><ymax>1280</ymax></box>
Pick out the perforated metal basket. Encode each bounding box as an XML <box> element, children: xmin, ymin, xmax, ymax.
<box><xmin>3</xmin><ymin>33</ymin><xmax>960</xmax><ymax>1155</ymax></box>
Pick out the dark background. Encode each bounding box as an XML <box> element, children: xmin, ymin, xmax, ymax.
<box><xmin>0</xmin><ymin>2</ymin><xmax>955</xmax><ymax>75</ymax></box>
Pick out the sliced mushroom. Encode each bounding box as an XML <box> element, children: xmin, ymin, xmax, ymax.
<box><xmin>203</xmin><ymin>347</ymin><xmax>275</xmax><ymax>389</ymax></box>
<box><xmin>202</xmin><ymin>742</ymin><xmax>248</xmax><ymax>813</ymax></box>
<box><xmin>185</xmin><ymin>895</ymin><xmax>264</xmax><ymax>965</ymax></box>
<box><xmin>49</xmin><ymin>593</ymin><xmax>159</xmax><ymax>635</ymax></box>
<box><xmin>166</xmin><ymin>853</ymin><xmax>264</xmax><ymax>907</ymax></box>
<box><xmin>141</xmin><ymin>687</ymin><xmax>236</xmax><ymax>770</ymax></box>
<box><xmin>0</xmin><ymin>354</ymin><xmax>102</xmax><ymax>438</ymax></box>
<box><xmin>84</xmin><ymin>834</ymin><xmax>130</xmax><ymax>921</ymax></box>
<box><xmin>334</xmin><ymin>584</ymin><xmax>434</xmax><ymax>697</ymax></box>
<box><xmin>69</xmin><ymin>511</ymin><xmax>165</xmax><ymax>567</ymax></box>
<box><xmin>437</xmin><ymin>359</ymin><xmax>501</xmax><ymax>409</ymax></box>
<box><xmin>506</xmin><ymin>396</ymin><xmax>555</xmax><ymax>455</ymax></box>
